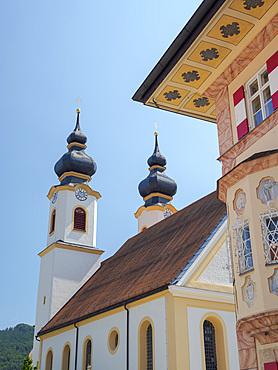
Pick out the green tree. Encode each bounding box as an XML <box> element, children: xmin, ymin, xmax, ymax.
<box><xmin>22</xmin><ymin>356</ymin><xmax>37</xmax><ymax>370</ymax></box>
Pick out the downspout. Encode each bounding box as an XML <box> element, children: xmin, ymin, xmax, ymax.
<box><xmin>35</xmin><ymin>335</ymin><xmax>42</xmax><ymax>370</ymax></box>
<box><xmin>74</xmin><ymin>323</ymin><xmax>79</xmax><ymax>370</ymax></box>
<box><xmin>124</xmin><ymin>304</ymin><xmax>129</xmax><ymax>370</ymax></box>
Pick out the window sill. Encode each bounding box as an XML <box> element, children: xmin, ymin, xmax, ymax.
<box><xmin>265</xmin><ymin>261</ymin><xmax>278</xmax><ymax>267</ymax></box>
<box><xmin>239</xmin><ymin>268</ymin><xmax>254</xmax><ymax>276</ymax></box>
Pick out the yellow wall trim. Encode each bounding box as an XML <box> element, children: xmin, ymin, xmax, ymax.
<box><xmin>47</xmin><ymin>184</ymin><xmax>101</xmax><ymax>200</ymax></box>
<box><xmin>148</xmin><ymin>165</ymin><xmax>166</xmax><ymax>171</ymax></box>
<box><xmin>58</xmin><ymin>171</ymin><xmax>91</xmax><ymax>183</ymax></box>
<box><xmin>67</xmin><ymin>142</ymin><xmax>87</xmax><ymax>150</ymax></box>
<box><xmin>143</xmin><ymin>192</ymin><xmax>172</xmax><ymax>202</ymax></box>
<box><xmin>38</xmin><ymin>242</ymin><xmax>104</xmax><ymax>258</ymax></box>
<box><xmin>168</xmin><ymin>286</ymin><xmax>235</xmax><ymax>305</ymax></box>
<box><xmin>135</xmin><ymin>204</ymin><xmax>177</xmax><ymax>218</ymax></box>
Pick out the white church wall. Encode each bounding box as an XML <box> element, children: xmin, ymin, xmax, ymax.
<box><xmin>76</xmin><ymin>310</ymin><xmax>126</xmax><ymax>370</ymax></box>
<box><xmin>40</xmin><ymin>328</ymin><xmax>76</xmax><ymax>370</ymax></box>
<box><xmin>47</xmin><ymin>189</ymin><xmax>98</xmax><ymax>248</ymax></box>
<box><xmin>129</xmin><ymin>297</ymin><xmax>167</xmax><ymax>370</ymax></box>
<box><xmin>138</xmin><ymin>208</ymin><xmax>164</xmax><ymax>232</ymax></box>
<box><xmin>187</xmin><ymin>306</ymin><xmax>239</xmax><ymax>369</ymax></box>
<box><xmin>197</xmin><ymin>242</ymin><xmax>231</xmax><ymax>286</ymax></box>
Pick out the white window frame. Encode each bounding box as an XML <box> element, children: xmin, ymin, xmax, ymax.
<box><xmin>233</xmin><ymin>219</ymin><xmax>254</xmax><ymax>274</ymax></box>
<box><xmin>246</xmin><ymin>65</ymin><xmax>273</xmax><ymax>129</ymax></box>
<box><xmin>260</xmin><ymin>208</ymin><xmax>278</xmax><ymax>265</ymax></box>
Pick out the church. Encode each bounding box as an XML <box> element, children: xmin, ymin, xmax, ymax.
<box><xmin>32</xmin><ymin>0</ymin><xmax>278</xmax><ymax>369</ymax></box>
<box><xmin>32</xmin><ymin>109</ymin><xmax>239</xmax><ymax>369</ymax></box>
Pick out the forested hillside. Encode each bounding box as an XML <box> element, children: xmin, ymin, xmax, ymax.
<box><xmin>0</xmin><ymin>324</ymin><xmax>34</xmax><ymax>370</ymax></box>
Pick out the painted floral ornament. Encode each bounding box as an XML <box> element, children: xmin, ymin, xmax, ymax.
<box><xmin>52</xmin><ymin>191</ymin><xmax>58</xmax><ymax>204</ymax></box>
<box><xmin>75</xmin><ymin>188</ymin><xmax>88</xmax><ymax>201</ymax></box>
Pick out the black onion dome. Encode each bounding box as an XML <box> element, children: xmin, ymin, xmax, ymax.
<box><xmin>54</xmin><ymin>110</ymin><xmax>97</xmax><ymax>184</ymax></box>
<box><xmin>67</xmin><ymin>110</ymin><xmax>87</xmax><ymax>145</ymax></box>
<box><xmin>147</xmin><ymin>134</ymin><xmax>166</xmax><ymax>167</ymax></box>
<box><xmin>138</xmin><ymin>133</ymin><xmax>177</xmax><ymax>206</ymax></box>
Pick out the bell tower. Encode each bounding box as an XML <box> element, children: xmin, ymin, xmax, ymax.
<box><xmin>135</xmin><ymin>131</ymin><xmax>177</xmax><ymax>232</ymax></box>
<box><xmin>33</xmin><ymin>109</ymin><xmax>103</xmax><ymax>366</ymax></box>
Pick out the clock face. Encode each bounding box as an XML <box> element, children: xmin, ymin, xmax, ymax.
<box><xmin>52</xmin><ymin>191</ymin><xmax>58</xmax><ymax>204</ymax></box>
<box><xmin>75</xmin><ymin>188</ymin><xmax>88</xmax><ymax>201</ymax></box>
<box><xmin>164</xmin><ymin>208</ymin><xmax>173</xmax><ymax>218</ymax></box>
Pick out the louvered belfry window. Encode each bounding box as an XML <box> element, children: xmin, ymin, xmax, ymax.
<box><xmin>146</xmin><ymin>324</ymin><xmax>153</xmax><ymax>370</ymax></box>
<box><xmin>74</xmin><ymin>207</ymin><xmax>86</xmax><ymax>231</ymax></box>
<box><xmin>50</xmin><ymin>209</ymin><xmax>56</xmax><ymax>234</ymax></box>
<box><xmin>203</xmin><ymin>320</ymin><xmax>217</xmax><ymax>370</ymax></box>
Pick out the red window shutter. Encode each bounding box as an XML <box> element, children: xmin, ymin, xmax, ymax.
<box><xmin>233</xmin><ymin>85</ymin><xmax>249</xmax><ymax>140</ymax></box>
<box><xmin>74</xmin><ymin>208</ymin><xmax>86</xmax><ymax>231</ymax></box>
<box><xmin>264</xmin><ymin>362</ymin><xmax>278</xmax><ymax>370</ymax></box>
<box><xmin>266</xmin><ymin>51</ymin><xmax>278</xmax><ymax>111</ymax></box>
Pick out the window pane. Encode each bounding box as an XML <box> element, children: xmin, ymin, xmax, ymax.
<box><xmin>254</xmin><ymin>110</ymin><xmax>263</xmax><ymax>126</ymax></box>
<box><xmin>250</xmin><ymin>80</ymin><xmax>258</xmax><ymax>96</ymax></box>
<box><xmin>265</xmin><ymin>99</ymin><xmax>274</xmax><ymax>118</ymax></box>
<box><xmin>261</xmin><ymin>70</ymin><xmax>269</xmax><ymax>86</ymax></box>
<box><xmin>263</xmin><ymin>86</ymin><xmax>271</xmax><ymax>103</ymax></box>
<box><xmin>146</xmin><ymin>324</ymin><xmax>153</xmax><ymax>370</ymax></box>
<box><xmin>252</xmin><ymin>96</ymin><xmax>261</xmax><ymax>113</ymax></box>
<box><xmin>203</xmin><ymin>320</ymin><xmax>217</xmax><ymax>370</ymax></box>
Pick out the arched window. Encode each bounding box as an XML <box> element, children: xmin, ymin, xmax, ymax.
<box><xmin>83</xmin><ymin>339</ymin><xmax>92</xmax><ymax>370</ymax></box>
<box><xmin>203</xmin><ymin>320</ymin><xmax>217</xmax><ymax>370</ymax></box>
<box><xmin>139</xmin><ymin>319</ymin><xmax>154</xmax><ymax>370</ymax></box>
<box><xmin>146</xmin><ymin>324</ymin><xmax>153</xmax><ymax>370</ymax></box>
<box><xmin>74</xmin><ymin>207</ymin><xmax>86</xmax><ymax>232</ymax></box>
<box><xmin>49</xmin><ymin>209</ymin><xmax>56</xmax><ymax>234</ymax></box>
<box><xmin>45</xmin><ymin>349</ymin><xmax>53</xmax><ymax>370</ymax></box>
<box><xmin>61</xmin><ymin>344</ymin><xmax>70</xmax><ymax>370</ymax></box>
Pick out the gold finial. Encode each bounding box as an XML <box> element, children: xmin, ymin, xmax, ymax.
<box><xmin>154</xmin><ymin>121</ymin><xmax>158</xmax><ymax>136</ymax></box>
<box><xmin>76</xmin><ymin>97</ymin><xmax>81</xmax><ymax>113</ymax></box>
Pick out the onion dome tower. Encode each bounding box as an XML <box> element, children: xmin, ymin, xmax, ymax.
<box><xmin>33</xmin><ymin>108</ymin><xmax>103</xmax><ymax>367</ymax></box>
<box><xmin>135</xmin><ymin>132</ymin><xmax>177</xmax><ymax>232</ymax></box>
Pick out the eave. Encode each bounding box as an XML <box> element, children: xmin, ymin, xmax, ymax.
<box><xmin>133</xmin><ymin>0</ymin><xmax>278</xmax><ymax>123</ymax></box>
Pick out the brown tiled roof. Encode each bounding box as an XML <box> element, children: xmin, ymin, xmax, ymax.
<box><xmin>39</xmin><ymin>191</ymin><xmax>226</xmax><ymax>335</ymax></box>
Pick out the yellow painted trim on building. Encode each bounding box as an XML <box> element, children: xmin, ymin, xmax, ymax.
<box><xmin>125</xmin><ymin>291</ymin><xmax>168</xmax><ymax>309</ymax></box>
<box><xmin>199</xmin><ymin>312</ymin><xmax>230</xmax><ymax>370</ymax></box>
<box><xmin>45</xmin><ymin>347</ymin><xmax>54</xmax><ymax>370</ymax></box>
<box><xmin>37</xmin><ymin>338</ymin><xmax>43</xmax><ymax>369</ymax></box>
<box><xmin>165</xmin><ymin>294</ymin><xmax>191</xmax><ymax>370</ymax></box>
<box><xmin>58</xmin><ymin>171</ymin><xmax>91</xmax><ymax>183</ymax></box>
<box><xmin>47</xmin><ymin>184</ymin><xmax>101</xmax><ymax>200</ymax></box>
<box><xmin>188</xmin><ymin>281</ymin><xmax>233</xmax><ymax>294</ymax></box>
<box><xmin>107</xmin><ymin>327</ymin><xmax>120</xmax><ymax>355</ymax></box>
<box><xmin>138</xmin><ymin>316</ymin><xmax>155</xmax><ymax>370</ymax></box>
<box><xmin>82</xmin><ymin>335</ymin><xmax>93</xmax><ymax>370</ymax></box>
<box><xmin>135</xmin><ymin>203</ymin><xmax>177</xmax><ymax>218</ymax></box>
<box><xmin>67</xmin><ymin>142</ymin><xmax>87</xmax><ymax>150</ymax></box>
<box><xmin>78</xmin><ymin>307</ymin><xmax>126</xmax><ymax>327</ymax></box>
<box><xmin>40</xmin><ymin>324</ymin><xmax>75</xmax><ymax>340</ymax></box>
<box><xmin>38</xmin><ymin>243</ymin><xmax>104</xmax><ymax>258</ymax></box>
<box><xmin>143</xmin><ymin>192</ymin><xmax>172</xmax><ymax>202</ymax></box>
<box><xmin>148</xmin><ymin>165</ymin><xmax>166</xmax><ymax>171</ymax></box>
<box><xmin>169</xmin><ymin>286</ymin><xmax>235</xmax><ymax>306</ymax></box>
<box><xmin>61</xmin><ymin>342</ymin><xmax>72</xmax><ymax>370</ymax></box>
<box><xmin>71</xmin><ymin>205</ymin><xmax>88</xmax><ymax>234</ymax></box>
<box><xmin>49</xmin><ymin>208</ymin><xmax>56</xmax><ymax>235</ymax></box>
<box><xmin>140</xmin><ymin>225</ymin><xmax>148</xmax><ymax>232</ymax></box>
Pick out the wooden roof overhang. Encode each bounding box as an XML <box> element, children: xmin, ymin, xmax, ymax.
<box><xmin>132</xmin><ymin>0</ymin><xmax>278</xmax><ymax>123</ymax></box>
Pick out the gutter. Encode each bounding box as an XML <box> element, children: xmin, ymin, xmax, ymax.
<box><xmin>124</xmin><ymin>304</ymin><xmax>129</xmax><ymax>370</ymax></box>
<box><xmin>74</xmin><ymin>323</ymin><xmax>79</xmax><ymax>370</ymax></box>
<box><xmin>38</xmin><ymin>285</ymin><xmax>168</xmax><ymax>337</ymax></box>
<box><xmin>132</xmin><ymin>0</ymin><xmax>226</xmax><ymax>104</ymax></box>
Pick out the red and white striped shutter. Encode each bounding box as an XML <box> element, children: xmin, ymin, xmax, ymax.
<box><xmin>266</xmin><ymin>51</ymin><xmax>278</xmax><ymax>111</ymax></box>
<box><xmin>233</xmin><ymin>86</ymin><xmax>249</xmax><ymax>140</ymax></box>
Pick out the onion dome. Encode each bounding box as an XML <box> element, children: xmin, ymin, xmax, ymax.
<box><xmin>54</xmin><ymin>109</ymin><xmax>97</xmax><ymax>185</ymax></box>
<box><xmin>138</xmin><ymin>132</ymin><xmax>177</xmax><ymax>207</ymax></box>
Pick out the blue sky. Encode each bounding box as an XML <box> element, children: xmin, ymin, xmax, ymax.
<box><xmin>0</xmin><ymin>0</ymin><xmax>222</xmax><ymax>329</ymax></box>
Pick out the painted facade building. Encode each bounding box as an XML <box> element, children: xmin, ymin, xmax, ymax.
<box><xmin>133</xmin><ymin>0</ymin><xmax>278</xmax><ymax>369</ymax></box>
<box><xmin>33</xmin><ymin>110</ymin><xmax>240</xmax><ymax>369</ymax></box>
